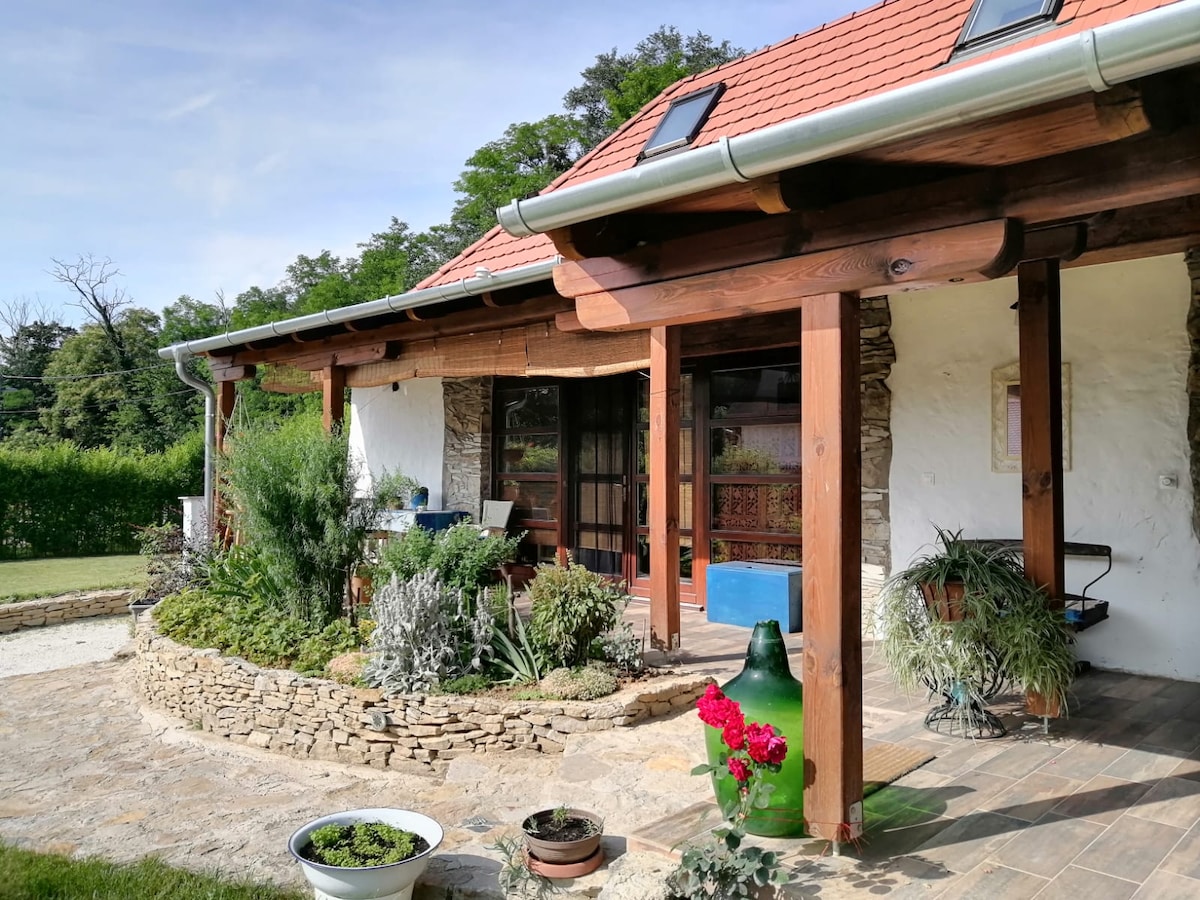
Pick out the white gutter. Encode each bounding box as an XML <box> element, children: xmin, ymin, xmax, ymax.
<box><xmin>497</xmin><ymin>0</ymin><xmax>1200</xmax><ymax>237</ymax></box>
<box><xmin>156</xmin><ymin>256</ymin><xmax>562</xmax><ymax>360</ymax></box>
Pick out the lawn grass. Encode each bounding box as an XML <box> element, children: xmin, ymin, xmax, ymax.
<box><xmin>0</xmin><ymin>555</ymin><xmax>147</xmax><ymax>603</ymax></box>
<box><xmin>0</xmin><ymin>843</ymin><xmax>307</xmax><ymax>899</ymax></box>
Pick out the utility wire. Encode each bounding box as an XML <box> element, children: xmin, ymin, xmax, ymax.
<box><xmin>0</xmin><ymin>387</ymin><xmax>196</xmax><ymax>416</ymax></box>
<box><xmin>0</xmin><ymin>362</ymin><xmax>175</xmax><ymax>381</ymax></box>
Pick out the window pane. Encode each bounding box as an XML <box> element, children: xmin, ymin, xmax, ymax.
<box><xmin>498</xmin><ymin>479</ymin><xmax>558</xmax><ymax>521</ymax></box>
<box><xmin>521</xmin><ymin>529</ymin><xmax>558</xmax><ymax>564</ymax></box>
<box><xmin>711</xmin><ymin>364</ymin><xmax>799</xmax><ymax>419</ymax></box>
<box><xmin>498</xmin><ymin>385</ymin><xmax>558</xmax><ymax>429</ymax></box>
<box><xmin>712</xmin><ymin>483</ymin><xmax>801</xmax><ymax>534</ymax></box>
<box><xmin>637</xmin><ymin>373</ymin><xmax>693</xmax><ymax>424</ymax></box>
<box><xmin>500</xmin><ymin>435</ymin><xmax>558</xmax><ymax>473</ymax></box>
<box><xmin>711</xmin><ymin>424</ymin><xmax>800</xmax><ymax>474</ymax></box>
<box><xmin>636</xmin><ymin>535</ymin><xmax>693</xmax><ymax>580</ymax></box>
<box><xmin>637</xmin><ymin>482</ymin><xmax>693</xmax><ymax>529</ymax></box>
<box><xmin>638</xmin><ymin>427</ymin><xmax>693</xmax><ymax>475</ymax></box>
<box><xmin>963</xmin><ymin>0</ymin><xmax>1053</xmax><ymax>44</ymax></box>
<box><xmin>711</xmin><ymin>540</ymin><xmax>800</xmax><ymax>565</ymax></box>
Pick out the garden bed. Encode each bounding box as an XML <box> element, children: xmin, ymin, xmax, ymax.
<box><xmin>0</xmin><ymin>589</ymin><xmax>135</xmax><ymax>634</ymax></box>
<box><xmin>133</xmin><ymin>623</ymin><xmax>712</xmax><ymax>768</ymax></box>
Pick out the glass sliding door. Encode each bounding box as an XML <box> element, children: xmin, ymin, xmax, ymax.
<box><xmin>494</xmin><ymin>383</ymin><xmax>561</xmax><ymax>564</ymax></box>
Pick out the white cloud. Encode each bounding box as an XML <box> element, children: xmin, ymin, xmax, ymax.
<box><xmin>163</xmin><ymin>90</ymin><xmax>219</xmax><ymax>120</ymax></box>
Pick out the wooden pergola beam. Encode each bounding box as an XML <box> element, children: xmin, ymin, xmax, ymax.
<box><xmin>210</xmin><ymin>297</ymin><xmax>574</xmax><ymax>368</ymax></box>
<box><xmin>801</xmin><ymin>292</ymin><xmax>864</xmax><ymax>844</ymax></box>
<box><xmin>567</xmin><ymin>219</ymin><xmax>1019</xmax><ymax>332</ymax></box>
<box><xmin>648</xmin><ymin>325</ymin><xmax>682</xmax><ymax>652</ymax></box>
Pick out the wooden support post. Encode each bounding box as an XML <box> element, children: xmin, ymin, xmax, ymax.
<box><xmin>649</xmin><ymin>325</ymin><xmax>681</xmax><ymax>652</ymax></box>
<box><xmin>215</xmin><ymin>381</ymin><xmax>236</xmax><ymax>454</ymax></box>
<box><xmin>1018</xmin><ymin>259</ymin><xmax>1066</xmax><ymax>604</ymax></box>
<box><xmin>801</xmin><ymin>292</ymin><xmax>864</xmax><ymax>843</ymax></box>
<box><xmin>322</xmin><ymin>365</ymin><xmax>346</xmax><ymax>433</ymax></box>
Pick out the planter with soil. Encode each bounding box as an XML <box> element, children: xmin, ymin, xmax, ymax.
<box><xmin>522</xmin><ymin>807</ymin><xmax>604</xmax><ymax>878</ymax></box>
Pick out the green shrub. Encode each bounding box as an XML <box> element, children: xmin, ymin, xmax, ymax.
<box><xmin>375</xmin><ymin>522</ymin><xmax>521</xmax><ymax>599</ymax></box>
<box><xmin>0</xmin><ymin>436</ymin><xmax>202</xmax><ymax>559</ymax></box>
<box><xmin>152</xmin><ymin>589</ymin><xmax>364</xmax><ymax>677</ymax></box>
<box><xmin>223</xmin><ymin>415</ymin><xmax>382</xmax><ymax>628</ymax></box>
<box><xmin>528</xmin><ymin>558</ymin><xmax>628</xmax><ymax>669</ymax></box>
<box><xmin>539</xmin><ymin>666</ymin><xmax>619</xmax><ymax>700</ymax></box>
<box><xmin>438</xmin><ymin>673</ymin><xmax>493</xmax><ymax>695</ymax></box>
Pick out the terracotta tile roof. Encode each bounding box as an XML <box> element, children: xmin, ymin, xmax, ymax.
<box><xmin>419</xmin><ymin>0</ymin><xmax>1176</xmax><ymax>289</ymax></box>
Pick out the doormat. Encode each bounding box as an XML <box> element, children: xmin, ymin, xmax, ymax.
<box><xmin>627</xmin><ymin>741</ymin><xmax>936</xmax><ymax>857</ymax></box>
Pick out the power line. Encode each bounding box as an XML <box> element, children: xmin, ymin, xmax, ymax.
<box><xmin>0</xmin><ymin>362</ymin><xmax>175</xmax><ymax>381</ymax></box>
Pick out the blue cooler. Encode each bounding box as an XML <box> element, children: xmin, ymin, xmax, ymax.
<box><xmin>706</xmin><ymin>561</ymin><xmax>803</xmax><ymax>632</ymax></box>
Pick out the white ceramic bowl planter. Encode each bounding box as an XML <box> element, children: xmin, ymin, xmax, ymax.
<box><xmin>288</xmin><ymin>807</ymin><xmax>444</xmax><ymax>900</ymax></box>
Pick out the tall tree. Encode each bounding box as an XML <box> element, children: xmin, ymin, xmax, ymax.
<box><xmin>448</xmin><ymin>114</ymin><xmax>588</xmax><ymax>249</ymax></box>
<box><xmin>0</xmin><ymin>319</ymin><xmax>76</xmax><ymax>439</ymax></box>
<box><xmin>564</xmin><ymin>26</ymin><xmax>745</xmax><ymax>149</ymax></box>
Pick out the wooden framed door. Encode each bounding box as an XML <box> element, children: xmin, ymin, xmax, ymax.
<box><xmin>567</xmin><ymin>377</ymin><xmax>632</xmax><ymax>578</ymax></box>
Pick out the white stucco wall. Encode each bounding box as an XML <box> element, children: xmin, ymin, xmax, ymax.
<box><xmin>889</xmin><ymin>253</ymin><xmax>1200</xmax><ymax>680</ymax></box>
<box><xmin>348</xmin><ymin>378</ymin><xmax>445</xmax><ymax>509</ymax></box>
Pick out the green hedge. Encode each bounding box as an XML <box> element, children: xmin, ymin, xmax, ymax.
<box><xmin>0</xmin><ymin>436</ymin><xmax>203</xmax><ymax>559</ymax></box>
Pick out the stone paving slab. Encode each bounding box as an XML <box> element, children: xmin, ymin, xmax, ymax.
<box><xmin>0</xmin><ymin>655</ymin><xmax>945</xmax><ymax>898</ymax></box>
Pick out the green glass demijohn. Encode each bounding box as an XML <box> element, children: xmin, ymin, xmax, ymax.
<box><xmin>704</xmin><ymin>619</ymin><xmax>806</xmax><ymax>837</ymax></box>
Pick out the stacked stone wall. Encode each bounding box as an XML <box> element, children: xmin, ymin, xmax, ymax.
<box><xmin>1187</xmin><ymin>249</ymin><xmax>1200</xmax><ymax>542</ymax></box>
<box><xmin>0</xmin><ymin>589</ymin><xmax>134</xmax><ymax>634</ymax></box>
<box><xmin>134</xmin><ymin>626</ymin><xmax>711</xmax><ymax>769</ymax></box>
<box><xmin>442</xmin><ymin>377</ymin><xmax>492</xmax><ymax>521</ymax></box>
<box><xmin>860</xmin><ymin>296</ymin><xmax>896</xmax><ymax>575</ymax></box>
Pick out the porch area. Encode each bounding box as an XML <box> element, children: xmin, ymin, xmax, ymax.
<box><xmin>627</xmin><ymin>604</ymin><xmax>1200</xmax><ymax>899</ymax></box>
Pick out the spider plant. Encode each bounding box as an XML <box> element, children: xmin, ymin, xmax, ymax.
<box><xmin>878</xmin><ymin>528</ymin><xmax>1075</xmax><ymax>727</ymax></box>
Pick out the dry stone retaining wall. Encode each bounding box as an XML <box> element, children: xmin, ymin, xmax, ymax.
<box><xmin>0</xmin><ymin>589</ymin><xmax>134</xmax><ymax>634</ymax></box>
<box><xmin>134</xmin><ymin>626</ymin><xmax>712</xmax><ymax>769</ymax></box>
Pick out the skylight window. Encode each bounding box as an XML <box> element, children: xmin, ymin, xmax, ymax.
<box><xmin>956</xmin><ymin>0</ymin><xmax>1062</xmax><ymax>52</ymax></box>
<box><xmin>639</xmin><ymin>83</ymin><xmax>725</xmax><ymax>161</ymax></box>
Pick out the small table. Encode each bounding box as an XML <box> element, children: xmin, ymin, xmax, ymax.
<box><xmin>378</xmin><ymin>509</ymin><xmax>467</xmax><ymax>534</ymax></box>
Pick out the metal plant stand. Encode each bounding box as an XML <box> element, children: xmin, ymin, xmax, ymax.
<box><xmin>921</xmin><ymin>643</ymin><xmax>1009</xmax><ymax>739</ymax></box>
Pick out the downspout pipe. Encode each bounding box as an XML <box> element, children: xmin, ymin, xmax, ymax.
<box><xmin>171</xmin><ymin>347</ymin><xmax>216</xmax><ymax>530</ymax></box>
<box><xmin>497</xmin><ymin>0</ymin><xmax>1200</xmax><ymax>237</ymax></box>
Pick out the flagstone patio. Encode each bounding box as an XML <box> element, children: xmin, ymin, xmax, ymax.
<box><xmin>1</xmin><ymin>608</ymin><xmax>1199</xmax><ymax>898</ymax></box>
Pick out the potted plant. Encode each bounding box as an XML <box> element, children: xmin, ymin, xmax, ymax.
<box><xmin>376</xmin><ymin>471</ymin><xmax>420</xmax><ymax>511</ymax></box>
<box><xmin>878</xmin><ymin>528</ymin><xmax>1075</xmax><ymax>737</ymax></box>
<box><xmin>288</xmin><ymin>807</ymin><xmax>443</xmax><ymax>900</ymax></box>
<box><xmin>522</xmin><ymin>806</ymin><xmax>604</xmax><ymax>877</ymax></box>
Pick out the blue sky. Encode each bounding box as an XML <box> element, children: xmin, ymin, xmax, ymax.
<box><xmin>1</xmin><ymin>0</ymin><xmax>861</xmax><ymax>324</ymax></box>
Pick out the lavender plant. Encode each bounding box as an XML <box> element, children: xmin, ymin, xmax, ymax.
<box><xmin>363</xmin><ymin>570</ymin><xmax>493</xmax><ymax>693</ymax></box>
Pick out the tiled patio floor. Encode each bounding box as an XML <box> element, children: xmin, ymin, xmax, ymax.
<box><xmin>625</xmin><ymin>603</ymin><xmax>1200</xmax><ymax>899</ymax></box>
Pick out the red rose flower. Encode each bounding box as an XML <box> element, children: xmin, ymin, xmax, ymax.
<box><xmin>697</xmin><ymin>684</ymin><xmax>742</xmax><ymax>730</ymax></box>
<box><xmin>722</xmin><ymin>717</ymin><xmax>747</xmax><ymax>751</ymax></box>
<box><xmin>745</xmin><ymin>722</ymin><xmax>788</xmax><ymax>765</ymax></box>
<box><xmin>727</xmin><ymin>757</ymin><xmax>751</xmax><ymax>783</ymax></box>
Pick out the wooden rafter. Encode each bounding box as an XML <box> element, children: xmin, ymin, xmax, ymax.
<box><xmin>566</xmin><ymin>219</ymin><xmax>1020</xmax><ymax>332</ymax></box>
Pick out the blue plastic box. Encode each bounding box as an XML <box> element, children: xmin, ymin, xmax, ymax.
<box><xmin>706</xmin><ymin>561</ymin><xmax>803</xmax><ymax>632</ymax></box>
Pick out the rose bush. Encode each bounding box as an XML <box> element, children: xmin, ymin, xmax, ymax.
<box><xmin>669</xmin><ymin>685</ymin><xmax>793</xmax><ymax>898</ymax></box>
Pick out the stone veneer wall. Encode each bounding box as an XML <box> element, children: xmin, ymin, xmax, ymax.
<box><xmin>1187</xmin><ymin>249</ymin><xmax>1200</xmax><ymax>542</ymax></box>
<box><xmin>0</xmin><ymin>589</ymin><xmax>134</xmax><ymax>634</ymax></box>
<box><xmin>134</xmin><ymin>626</ymin><xmax>712</xmax><ymax>769</ymax></box>
<box><xmin>861</xmin><ymin>296</ymin><xmax>897</xmax><ymax>582</ymax></box>
<box><xmin>442</xmin><ymin>377</ymin><xmax>492</xmax><ymax>521</ymax></box>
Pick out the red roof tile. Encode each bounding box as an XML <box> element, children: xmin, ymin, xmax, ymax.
<box><xmin>419</xmin><ymin>0</ymin><xmax>1177</xmax><ymax>289</ymax></box>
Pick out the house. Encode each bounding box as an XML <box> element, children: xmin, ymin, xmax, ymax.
<box><xmin>160</xmin><ymin>0</ymin><xmax>1200</xmax><ymax>841</ymax></box>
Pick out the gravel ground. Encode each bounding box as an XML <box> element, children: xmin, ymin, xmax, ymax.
<box><xmin>0</xmin><ymin>616</ymin><xmax>133</xmax><ymax>679</ymax></box>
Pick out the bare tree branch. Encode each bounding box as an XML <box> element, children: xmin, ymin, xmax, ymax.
<box><xmin>0</xmin><ymin>295</ymin><xmax>58</xmax><ymax>338</ymax></box>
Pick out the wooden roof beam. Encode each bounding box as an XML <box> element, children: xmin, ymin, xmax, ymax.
<box><xmin>209</xmin><ymin>295</ymin><xmax>574</xmax><ymax>367</ymax></box>
<box><xmin>571</xmin><ymin>219</ymin><xmax>1020</xmax><ymax>332</ymax></box>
